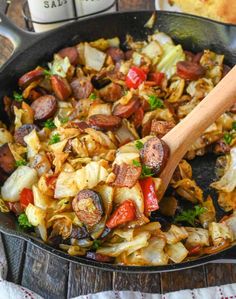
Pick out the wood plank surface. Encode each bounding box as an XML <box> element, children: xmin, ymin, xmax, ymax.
<box><xmin>1</xmin><ymin>0</ymin><xmax>236</xmax><ymax>298</ymax></box>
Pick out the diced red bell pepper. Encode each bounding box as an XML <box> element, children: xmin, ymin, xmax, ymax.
<box><xmin>20</xmin><ymin>188</ymin><xmax>34</xmax><ymax>209</ymax></box>
<box><xmin>147</xmin><ymin>72</ymin><xmax>164</xmax><ymax>86</ymax></box>
<box><xmin>188</xmin><ymin>245</ymin><xmax>202</xmax><ymax>256</ymax></box>
<box><xmin>125</xmin><ymin>66</ymin><xmax>147</xmax><ymax>89</ymax></box>
<box><xmin>139</xmin><ymin>177</ymin><xmax>159</xmax><ymax>216</ymax></box>
<box><xmin>106</xmin><ymin>200</ymin><xmax>136</xmax><ymax>229</ymax></box>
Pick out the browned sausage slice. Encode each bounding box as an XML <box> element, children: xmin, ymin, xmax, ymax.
<box><xmin>89</xmin><ymin>114</ymin><xmax>121</xmax><ymax>131</ymax></box>
<box><xmin>18</xmin><ymin>69</ymin><xmax>44</xmax><ymax>89</ymax></box>
<box><xmin>31</xmin><ymin>95</ymin><xmax>57</xmax><ymax>121</ymax></box>
<box><xmin>71</xmin><ymin>78</ymin><xmax>94</xmax><ymax>100</ymax></box>
<box><xmin>14</xmin><ymin>124</ymin><xmax>39</xmax><ymax>146</ymax></box>
<box><xmin>125</xmin><ymin>50</ymin><xmax>134</xmax><ymax>60</ymax></box>
<box><xmin>51</xmin><ymin>75</ymin><xmax>72</xmax><ymax>101</ymax></box>
<box><xmin>113</xmin><ymin>163</ymin><xmax>141</xmax><ymax>188</ymax></box>
<box><xmin>106</xmin><ymin>47</ymin><xmax>125</xmax><ymax>63</ymax></box>
<box><xmin>57</xmin><ymin>46</ymin><xmax>78</xmax><ymax>65</ymax></box>
<box><xmin>140</xmin><ymin>137</ymin><xmax>169</xmax><ymax>175</ymax></box>
<box><xmin>113</xmin><ymin>96</ymin><xmax>140</xmax><ymax>118</ymax></box>
<box><xmin>66</xmin><ymin>121</ymin><xmax>90</xmax><ymax>132</ymax></box>
<box><xmin>0</xmin><ymin>143</ymin><xmax>15</xmax><ymax>174</ymax></box>
<box><xmin>72</xmin><ymin>189</ymin><xmax>103</xmax><ymax>228</ymax></box>
<box><xmin>99</xmin><ymin>83</ymin><xmax>123</xmax><ymax>102</ymax></box>
<box><xmin>151</xmin><ymin>120</ymin><xmax>175</xmax><ymax>138</ymax></box>
<box><xmin>176</xmin><ymin>61</ymin><xmax>205</xmax><ymax>81</ymax></box>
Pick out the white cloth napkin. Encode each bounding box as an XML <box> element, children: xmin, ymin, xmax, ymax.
<box><xmin>1</xmin><ymin>235</ymin><xmax>236</xmax><ymax>299</ymax></box>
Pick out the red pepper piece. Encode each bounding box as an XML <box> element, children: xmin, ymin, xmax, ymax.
<box><xmin>139</xmin><ymin>177</ymin><xmax>159</xmax><ymax>216</ymax></box>
<box><xmin>188</xmin><ymin>245</ymin><xmax>202</xmax><ymax>256</ymax></box>
<box><xmin>19</xmin><ymin>188</ymin><xmax>34</xmax><ymax>209</ymax></box>
<box><xmin>106</xmin><ymin>200</ymin><xmax>136</xmax><ymax>229</ymax></box>
<box><xmin>125</xmin><ymin>66</ymin><xmax>147</xmax><ymax>89</ymax></box>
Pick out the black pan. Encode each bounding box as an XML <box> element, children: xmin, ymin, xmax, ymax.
<box><xmin>0</xmin><ymin>10</ymin><xmax>236</xmax><ymax>273</ymax></box>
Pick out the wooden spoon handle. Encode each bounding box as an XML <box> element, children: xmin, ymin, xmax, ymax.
<box><xmin>158</xmin><ymin>65</ymin><xmax>236</xmax><ymax>199</ymax></box>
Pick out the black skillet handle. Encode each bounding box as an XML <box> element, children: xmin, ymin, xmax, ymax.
<box><xmin>0</xmin><ymin>11</ymin><xmax>41</xmax><ymax>64</ymax></box>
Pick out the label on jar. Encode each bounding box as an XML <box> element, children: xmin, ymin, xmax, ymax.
<box><xmin>27</xmin><ymin>0</ymin><xmax>116</xmax><ymax>32</ymax></box>
<box><xmin>75</xmin><ymin>0</ymin><xmax>116</xmax><ymax>16</ymax></box>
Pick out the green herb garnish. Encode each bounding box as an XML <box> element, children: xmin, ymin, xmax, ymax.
<box><xmin>15</xmin><ymin>159</ymin><xmax>27</xmax><ymax>167</ymax></box>
<box><xmin>49</xmin><ymin>133</ymin><xmax>61</xmax><ymax>145</ymax></box>
<box><xmin>135</xmin><ymin>140</ymin><xmax>144</xmax><ymax>150</ymax></box>
<box><xmin>89</xmin><ymin>93</ymin><xmax>97</xmax><ymax>100</ymax></box>
<box><xmin>132</xmin><ymin>159</ymin><xmax>141</xmax><ymax>167</ymax></box>
<box><xmin>140</xmin><ymin>165</ymin><xmax>154</xmax><ymax>178</ymax></box>
<box><xmin>232</xmin><ymin>121</ymin><xmax>236</xmax><ymax>131</ymax></box>
<box><xmin>148</xmin><ymin>95</ymin><xmax>164</xmax><ymax>110</ymax></box>
<box><xmin>60</xmin><ymin>117</ymin><xmax>69</xmax><ymax>124</ymax></box>
<box><xmin>13</xmin><ymin>91</ymin><xmax>23</xmax><ymax>102</ymax></box>
<box><xmin>43</xmin><ymin>69</ymin><xmax>52</xmax><ymax>77</ymax></box>
<box><xmin>175</xmin><ymin>205</ymin><xmax>206</xmax><ymax>226</ymax></box>
<box><xmin>44</xmin><ymin>119</ymin><xmax>56</xmax><ymax>129</ymax></box>
<box><xmin>18</xmin><ymin>213</ymin><xmax>33</xmax><ymax>229</ymax></box>
<box><xmin>92</xmin><ymin>240</ymin><xmax>102</xmax><ymax>250</ymax></box>
<box><xmin>132</xmin><ymin>160</ymin><xmax>154</xmax><ymax>178</ymax></box>
<box><xmin>224</xmin><ymin>133</ymin><xmax>233</xmax><ymax>145</ymax></box>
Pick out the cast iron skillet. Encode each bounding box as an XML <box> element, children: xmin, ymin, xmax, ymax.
<box><xmin>0</xmin><ymin>10</ymin><xmax>236</xmax><ymax>273</ymax></box>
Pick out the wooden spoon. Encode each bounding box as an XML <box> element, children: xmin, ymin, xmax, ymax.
<box><xmin>158</xmin><ymin>65</ymin><xmax>236</xmax><ymax>199</ymax></box>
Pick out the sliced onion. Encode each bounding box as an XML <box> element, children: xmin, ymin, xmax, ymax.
<box><xmin>115</xmin><ymin>124</ymin><xmax>135</xmax><ymax>146</ymax></box>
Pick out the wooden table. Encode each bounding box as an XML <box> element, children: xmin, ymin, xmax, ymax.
<box><xmin>0</xmin><ymin>1</ymin><xmax>236</xmax><ymax>298</ymax></box>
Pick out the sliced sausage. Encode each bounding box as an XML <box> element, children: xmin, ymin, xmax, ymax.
<box><xmin>70</xmin><ymin>225</ymin><xmax>89</xmax><ymax>239</ymax></box>
<box><xmin>141</xmin><ymin>121</ymin><xmax>152</xmax><ymax>137</ymax></box>
<box><xmin>176</xmin><ymin>61</ymin><xmax>205</xmax><ymax>81</ymax></box>
<box><xmin>106</xmin><ymin>47</ymin><xmax>125</xmax><ymax>63</ymax></box>
<box><xmin>184</xmin><ymin>51</ymin><xmax>195</xmax><ymax>62</ymax></box>
<box><xmin>31</xmin><ymin>95</ymin><xmax>57</xmax><ymax>121</ymax></box>
<box><xmin>89</xmin><ymin>114</ymin><xmax>121</xmax><ymax>131</ymax></box>
<box><xmin>0</xmin><ymin>143</ymin><xmax>15</xmax><ymax>174</ymax></box>
<box><xmin>192</xmin><ymin>52</ymin><xmax>203</xmax><ymax>64</ymax></box>
<box><xmin>91</xmin><ymin>75</ymin><xmax>111</xmax><ymax>90</ymax></box>
<box><xmin>86</xmin><ymin>252</ymin><xmax>114</xmax><ymax>263</ymax></box>
<box><xmin>72</xmin><ymin>189</ymin><xmax>103</xmax><ymax>228</ymax></box>
<box><xmin>51</xmin><ymin>75</ymin><xmax>72</xmax><ymax>101</ymax></box>
<box><xmin>71</xmin><ymin>77</ymin><xmax>94</xmax><ymax>100</ymax></box>
<box><xmin>140</xmin><ymin>137</ymin><xmax>169</xmax><ymax>175</ymax></box>
<box><xmin>57</xmin><ymin>46</ymin><xmax>78</xmax><ymax>65</ymax></box>
<box><xmin>99</xmin><ymin>83</ymin><xmax>123</xmax><ymax>102</ymax></box>
<box><xmin>66</xmin><ymin>121</ymin><xmax>90</xmax><ymax>132</ymax></box>
<box><xmin>113</xmin><ymin>96</ymin><xmax>140</xmax><ymax>118</ymax></box>
<box><xmin>14</xmin><ymin>124</ymin><xmax>39</xmax><ymax>146</ymax></box>
<box><xmin>125</xmin><ymin>50</ymin><xmax>134</xmax><ymax>60</ymax></box>
<box><xmin>113</xmin><ymin>163</ymin><xmax>141</xmax><ymax>188</ymax></box>
<box><xmin>18</xmin><ymin>69</ymin><xmax>44</xmax><ymax>89</ymax></box>
<box><xmin>150</xmin><ymin>120</ymin><xmax>175</xmax><ymax>138</ymax></box>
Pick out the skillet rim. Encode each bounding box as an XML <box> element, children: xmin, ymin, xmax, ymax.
<box><xmin>0</xmin><ymin>9</ymin><xmax>236</xmax><ymax>272</ymax></box>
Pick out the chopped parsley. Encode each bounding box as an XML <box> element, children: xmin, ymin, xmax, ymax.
<box><xmin>175</xmin><ymin>205</ymin><xmax>206</xmax><ymax>227</ymax></box>
<box><xmin>15</xmin><ymin>159</ymin><xmax>27</xmax><ymax>167</ymax></box>
<box><xmin>132</xmin><ymin>160</ymin><xmax>154</xmax><ymax>178</ymax></box>
<box><xmin>132</xmin><ymin>159</ymin><xmax>141</xmax><ymax>167</ymax></box>
<box><xmin>89</xmin><ymin>93</ymin><xmax>97</xmax><ymax>100</ymax></box>
<box><xmin>232</xmin><ymin>121</ymin><xmax>236</xmax><ymax>131</ymax></box>
<box><xmin>44</xmin><ymin>119</ymin><xmax>56</xmax><ymax>129</ymax></box>
<box><xmin>140</xmin><ymin>165</ymin><xmax>154</xmax><ymax>178</ymax></box>
<box><xmin>148</xmin><ymin>95</ymin><xmax>164</xmax><ymax>110</ymax></box>
<box><xmin>60</xmin><ymin>117</ymin><xmax>69</xmax><ymax>124</ymax></box>
<box><xmin>13</xmin><ymin>91</ymin><xmax>23</xmax><ymax>102</ymax></box>
<box><xmin>135</xmin><ymin>140</ymin><xmax>144</xmax><ymax>150</ymax></box>
<box><xmin>224</xmin><ymin>133</ymin><xmax>233</xmax><ymax>145</ymax></box>
<box><xmin>92</xmin><ymin>240</ymin><xmax>102</xmax><ymax>250</ymax></box>
<box><xmin>43</xmin><ymin>69</ymin><xmax>52</xmax><ymax>77</ymax></box>
<box><xmin>49</xmin><ymin>133</ymin><xmax>61</xmax><ymax>145</ymax></box>
<box><xmin>18</xmin><ymin>213</ymin><xmax>33</xmax><ymax>229</ymax></box>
